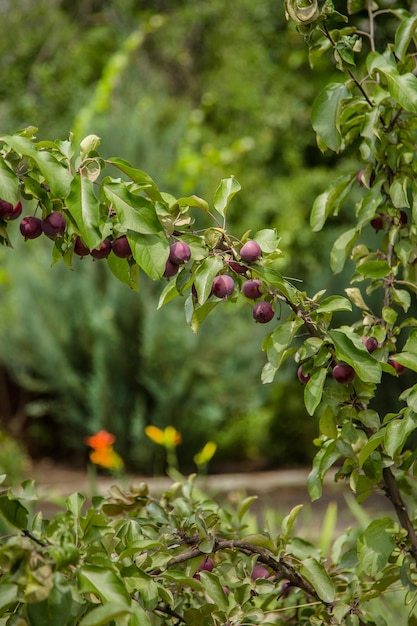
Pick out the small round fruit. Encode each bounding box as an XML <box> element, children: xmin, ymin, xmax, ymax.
<box><xmin>169</xmin><ymin>241</ymin><xmax>191</xmax><ymax>265</ymax></box>
<box><xmin>91</xmin><ymin>238</ymin><xmax>111</xmax><ymax>259</ymax></box>
<box><xmin>20</xmin><ymin>216</ymin><xmax>42</xmax><ymax>240</ymax></box>
<box><xmin>297</xmin><ymin>365</ymin><xmax>311</xmax><ymax>385</ymax></box>
<box><xmin>388</xmin><ymin>358</ymin><xmax>406</xmax><ymax>376</ymax></box>
<box><xmin>111</xmin><ymin>235</ymin><xmax>132</xmax><ymax>258</ymax></box>
<box><xmin>4</xmin><ymin>201</ymin><xmax>22</xmax><ymax>220</ymax></box>
<box><xmin>252</xmin><ymin>301</ymin><xmax>274</xmax><ymax>323</ymax></box>
<box><xmin>240</xmin><ymin>240</ymin><xmax>262</xmax><ymax>263</ymax></box>
<box><xmin>332</xmin><ymin>363</ymin><xmax>355</xmax><ymax>384</ymax></box>
<box><xmin>362</xmin><ymin>336</ymin><xmax>378</xmax><ymax>353</ymax></box>
<box><xmin>370</xmin><ymin>215</ymin><xmax>383</xmax><ymax>232</ymax></box>
<box><xmin>42</xmin><ymin>211</ymin><xmax>67</xmax><ymax>238</ymax></box>
<box><xmin>242</xmin><ymin>279</ymin><xmax>263</xmax><ymax>300</ymax></box>
<box><xmin>251</xmin><ymin>565</ymin><xmax>270</xmax><ymax>580</ymax></box>
<box><xmin>74</xmin><ymin>236</ymin><xmax>90</xmax><ymax>257</ymax></box>
<box><xmin>212</xmin><ymin>275</ymin><xmax>235</xmax><ymax>298</ymax></box>
<box><xmin>198</xmin><ymin>557</ymin><xmax>214</xmax><ymax>572</ymax></box>
<box><xmin>163</xmin><ymin>258</ymin><xmax>179</xmax><ymax>278</ymax></box>
<box><xmin>0</xmin><ymin>198</ymin><xmax>14</xmax><ymax>219</ymax></box>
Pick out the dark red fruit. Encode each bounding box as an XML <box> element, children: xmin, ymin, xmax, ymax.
<box><xmin>212</xmin><ymin>275</ymin><xmax>235</xmax><ymax>298</ymax></box>
<box><xmin>242</xmin><ymin>279</ymin><xmax>263</xmax><ymax>300</ymax></box>
<box><xmin>240</xmin><ymin>240</ymin><xmax>262</xmax><ymax>263</ymax></box>
<box><xmin>370</xmin><ymin>216</ymin><xmax>383</xmax><ymax>232</ymax></box>
<box><xmin>252</xmin><ymin>301</ymin><xmax>274</xmax><ymax>323</ymax></box>
<box><xmin>388</xmin><ymin>358</ymin><xmax>406</xmax><ymax>375</ymax></box>
<box><xmin>297</xmin><ymin>365</ymin><xmax>311</xmax><ymax>385</ymax></box>
<box><xmin>111</xmin><ymin>235</ymin><xmax>132</xmax><ymax>258</ymax></box>
<box><xmin>251</xmin><ymin>565</ymin><xmax>270</xmax><ymax>580</ymax></box>
<box><xmin>163</xmin><ymin>258</ymin><xmax>179</xmax><ymax>278</ymax></box>
<box><xmin>362</xmin><ymin>336</ymin><xmax>378</xmax><ymax>353</ymax></box>
<box><xmin>41</xmin><ymin>211</ymin><xmax>67</xmax><ymax>238</ymax></box>
<box><xmin>228</xmin><ymin>260</ymin><xmax>248</xmax><ymax>275</ymax></box>
<box><xmin>0</xmin><ymin>199</ymin><xmax>22</xmax><ymax>220</ymax></box>
<box><xmin>169</xmin><ymin>241</ymin><xmax>191</xmax><ymax>265</ymax></box>
<box><xmin>332</xmin><ymin>363</ymin><xmax>355</xmax><ymax>384</ymax></box>
<box><xmin>20</xmin><ymin>216</ymin><xmax>42</xmax><ymax>240</ymax></box>
<box><xmin>91</xmin><ymin>238</ymin><xmax>111</xmax><ymax>259</ymax></box>
<box><xmin>74</xmin><ymin>236</ymin><xmax>90</xmax><ymax>257</ymax></box>
<box><xmin>198</xmin><ymin>557</ymin><xmax>214</xmax><ymax>572</ymax></box>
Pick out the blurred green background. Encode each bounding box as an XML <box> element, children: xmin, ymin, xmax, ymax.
<box><xmin>0</xmin><ymin>0</ymin><xmax>405</xmax><ymax>478</ymax></box>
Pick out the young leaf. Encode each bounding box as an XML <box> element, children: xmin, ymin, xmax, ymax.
<box><xmin>304</xmin><ymin>367</ymin><xmax>327</xmax><ymax>416</ymax></box>
<box><xmin>311</xmin><ymin>83</ymin><xmax>351</xmax><ymax>152</ymax></box>
<box><xmin>66</xmin><ymin>173</ymin><xmax>102</xmax><ymax>250</ymax></box>
<box><xmin>213</xmin><ymin>176</ymin><xmax>241</xmax><ymax>218</ymax></box>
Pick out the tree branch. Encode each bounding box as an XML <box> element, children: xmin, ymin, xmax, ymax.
<box><xmin>382</xmin><ymin>467</ymin><xmax>417</xmax><ymax>562</ymax></box>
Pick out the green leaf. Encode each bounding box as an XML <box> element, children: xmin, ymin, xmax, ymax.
<box><xmin>127</xmin><ymin>231</ymin><xmax>169</xmax><ymax>280</ymax></box>
<box><xmin>0</xmin><ymin>494</ymin><xmax>29</xmax><ymax>529</ymax></box>
<box><xmin>281</xmin><ymin>504</ymin><xmax>304</xmax><ymax>540</ymax></box>
<box><xmin>0</xmin><ymin>135</ymin><xmax>72</xmax><ymax>197</ymax></box>
<box><xmin>304</xmin><ymin>367</ymin><xmax>327</xmax><ymax>416</ymax></box>
<box><xmin>390</xmin><ymin>176</ymin><xmax>410</xmax><ymax>208</ymax></box>
<box><xmin>199</xmin><ymin>572</ymin><xmax>229</xmax><ymax>612</ymax></box>
<box><xmin>315</xmin><ymin>295</ymin><xmax>352</xmax><ymax>313</ymax></box>
<box><xmin>358</xmin><ymin>431</ymin><xmax>385</xmax><ymax>467</ymax></box>
<box><xmin>300</xmin><ymin>557</ymin><xmax>335</xmax><ymax>602</ymax></box>
<box><xmin>190</xmin><ymin>301</ymin><xmax>219</xmax><ymax>334</ymax></box>
<box><xmin>238</xmin><ymin>495</ymin><xmax>258</xmax><ymax>521</ymax></box>
<box><xmin>267</xmin><ymin>317</ymin><xmax>303</xmax><ymax>369</ymax></box>
<box><xmin>357</xmin><ymin>518</ymin><xmax>396</xmax><ymax>577</ymax></box>
<box><xmin>66</xmin><ymin>173</ymin><xmax>102</xmax><ymax>250</ymax></box>
<box><xmin>395</xmin><ymin>14</ymin><xmax>417</xmax><ymax>62</ymax></box>
<box><xmin>213</xmin><ymin>176</ymin><xmax>241</xmax><ymax>218</ymax></box>
<box><xmin>107</xmin><ymin>254</ymin><xmax>139</xmax><ymax>291</ymax></box>
<box><xmin>329</xmin><ymin>329</ymin><xmax>382</xmax><ymax>383</ymax></box>
<box><xmin>310</xmin><ymin>174</ymin><xmax>353</xmax><ymax>231</ymax></box>
<box><xmin>311</xmin><ymin>82</ymin><xmax>351</xmax><ymax>152</ymax></box>
<box><xmin>344</xmin><ymin>287</ymin><xmax>371</xmax><ymax>311</ymax></box>
<box><xmin>367</xmin><ymin>53</ymin><xmax>417</xmax><ymax>113</ymax></box>
<box><xmin>391</xmin><ymin>351</ymin><xmax>417</xmax><ymax>373</ymax></box>
<box><xmin>0</xmin><ymin>158</ymin><xmax>19</xmax><ymax>204</ymax></box>
<box><xmin>384</xmin><ymin>413</ymin><xmax>417</xmax><ymax>458</ymax></box>
<box><xmin>106</xmin><ymin>157</ymin><xmax>164</xmax><ymax>202</ymax></box>
<box><xmin>356</xmin><ymin>260</ymin><xmax>391</xmax><ymax>278</ymax></box>
<box><xmin>193</xmin><ymin>256</ymin><xmax>224</xmax><ymax>304</ymax></box>
<box><xmin>0</xmin><ymin>583</ymin><xmax>19</xmax><ymax>613</ymax></box>
<box><xmin>330</xmin><ymin>228</ymin><xmax>358</xmax><ymax>274</ymax></box>
<box><xmin>79</xmin><ymin>603</ymin><xmax>132</xmax><ymax>626</ymax></box>
<box><xmin>253</xmin><ymin>228</ymin><xmax>280</xmax><ymax>252</ymax></box>
<box><xmin>103</xmin><ymin>181</ymin><xmax>163</xmax><ymax>235</ymax></box>
<box><xmin>78</xmin><ymin>565</ymin><xmax>131</xmax><ymax>607</ymax></box>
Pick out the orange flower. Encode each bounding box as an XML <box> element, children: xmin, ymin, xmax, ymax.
<box><xmin>89</xmin><ymin>446</ymin><xmax>124</xmax><ymax>471</ymax></box>
<box><xmin>85</xmin><ymin>430</ymin><xmax>115</xmax><ymax>450</ymax></box>
<box><xmin>145</xmin><ymin>425</ymin><xmax>182</xmax><ymax>448</ymax></box>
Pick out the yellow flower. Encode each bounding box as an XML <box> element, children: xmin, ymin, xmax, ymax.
<box><xmin>145</xmin><ymin>425</ymin><xmax>182</xmax><ymax>448</ymax></box>
<box><xmin>193</xmin><ymin>441</ymin><xmax>217</xmax><ymax>466</ymax></box>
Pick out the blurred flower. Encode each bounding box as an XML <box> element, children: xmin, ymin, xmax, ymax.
<box><xmin>85</xmin><ymin>430</ymin><xmax>123</xmax><ymax>471</ymax></box>
<box><xmin>85</xmin><ymin>430</ymin><xmax>115</xmax><ymax>450</ymax></box>
<box><xmin>145</xmin><ymin>425</ymin><xmax>182</xmax><ymax>448</ymax></box>
<box><xmin>193</xmin><ymin>441</ymin><xmax>217</xmax><ymax>466</ymax></box>
<box><xmin>89</xmin><ymin>446</ymin><xmax>124</xmax><ymax>471</ymax></box>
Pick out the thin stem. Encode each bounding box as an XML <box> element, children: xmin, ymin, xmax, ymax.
<box><xmin>367</xmin><ymin>0</ymin><xmax>376</xmax><ymax>52</ymax></box>
<box><xmin>382</xmin><ymin>467</ymin><xmax>417</xmax><ymax>563</ymax></box>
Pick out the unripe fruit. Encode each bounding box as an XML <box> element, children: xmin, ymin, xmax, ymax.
<box><xmin>388</xmin><ymin>358</ymin><xmax>406</xmax><ymax>376</ymax></box>
<box><xmin>74</xmin><ymin>236</ymin><xmax>90</xmax><ymax>257</ymax></box>
<box><xmin>332</xmin><ymin>363</ymin><xmax>355</xmax><ymax>384</ymax></box>
<box><xmin>251</xmin><ymin>565</ymin><xmax>270</xmax><ymax>580</ymax></box>
<box><xmin>361</xmin><ymin>336</ymin><xmax>378</xmax><ymax>353</ymax></box>
<box><xmin>91</xmin><ymin>238</ymin><xmax>111</xmax><ymax>259</ymax></box>
<box><xmin>240</xmin><ymin>240</ymin><xmax>262</xmax><ymax>263</ymax></box>
<box><xmin>169</xmin><ymin>241</ymin><xmax>191</xmax><ymax>265</ymax></box>
<box><xmin>297</xmin><ymin>365</ymin><xmax>311</xmax><ymax>385</ymax></box>
<box><xmin>20</xmin><ymin>216</ymin><xmax>42</xmax><ymax>240</ymax></box>
<box><xmin>42</xmin><ymin>211</ymin><xmax>67</xmax><ymax>238</ymax></box>
<box><xmin>111</xmin><ymin>235</ymin><xmax>132</xmax><ymax>258</ymax></box>
<box><xmin>163</xmin><ymin>258</ymin><xmax>179</xmax><ymax>278</ymax></box>
<box><xmin>252</xmin><ymin>301</ymin><xmax>274</xmax><ymax>323</ymax></box>
<box><xmin>212</xmin><ymin>274</ymin><xmax>235</xmax><ymax>298</ymax></box>
<box><xmin>242</xmin><ymin>279</ymin><xmax>263</xmax><ymax>300</ymax></box>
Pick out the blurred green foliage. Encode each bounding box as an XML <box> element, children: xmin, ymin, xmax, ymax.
<box><xmin>0</xmin><ymin>0</ymin><xmax>361</xmax><ymax>472</ymax></box>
